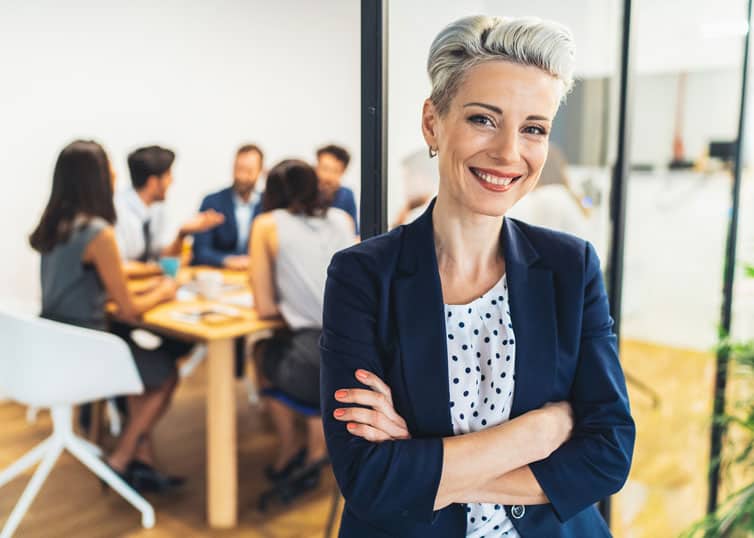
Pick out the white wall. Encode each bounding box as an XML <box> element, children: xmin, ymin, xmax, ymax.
<box><xmin>387</xmin><ymin>0</ymin><xmax>485</xmax><ymax>221</ymax></box>
<box><xmin>0</xmin><ymin>0</ymin><xmax>360</xmax><ymax>310</ymax></box>
<box><xmin>631</xmin><ymin>70</ymin><xmax>741</xmax><ymax>165</ymax></box>
<box><xmin>635</xmin><ymin>0</ymin><xmax>746</xmax><ymax>75</ymax></box>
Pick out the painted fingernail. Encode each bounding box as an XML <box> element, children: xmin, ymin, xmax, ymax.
<box><xmin>335</xmin><ymin>390</ymin><xmax>348</xmax><ymax>399</ymax></box>
<box><xmin>347</xmin><ymin>423</ymin><xmax>356</xmax><ymax>430</ymax></box>
<box><xmin>334</xmin><ymin>409</ymin><xmax>345</xmax><ymax>417</ymax></box>
<box><xmin>356</xmin><ymin>370</ymin><xmax>368</xmax><ymax>379</ymax></box>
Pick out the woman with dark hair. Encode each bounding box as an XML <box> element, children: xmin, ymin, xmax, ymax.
<box><xmin>30</xmin><ymin>140</ymin><xmax>184</xmax><ymax>493</ymax></box>
<box><xmin>249</xmin><ymin>159</ymin><xmax>354</xmax><ymax>487</ymax></box>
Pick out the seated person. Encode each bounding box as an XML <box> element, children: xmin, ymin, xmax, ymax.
<box><xmin>114</xmin><ymin>145</ymin><xmax>224</xmax><ymax>278</ymax></box>
<box><xmin>30</xmin><ymin>140</ymin><xmax>185</xmax><ymax>492</ymax></box>
<box><xmin>193</xmin><ymin>144</ymin><xmax>265</xmax><ymax>270</ymax></box>
<box><xmin>314</xmin><ymin>144</ymin><xmax>359</xmax><ymax>234</ymax></box>
<box><xmin>249</xmin><ymin>159</ymin><xmax>355</xmax><ymax>487</ymax></box>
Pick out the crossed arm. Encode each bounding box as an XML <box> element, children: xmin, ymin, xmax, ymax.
<box><xmin>332</xmin><ymin>368</ymin><xmax>572</xmax><ymax>510</ymax></box>
<box><xmin>321</xmin><ymin>244</ymin><xmax>634</xmax><ymax>523</ymax></box>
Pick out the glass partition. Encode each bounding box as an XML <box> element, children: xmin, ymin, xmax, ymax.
<box><xmin>614</xmin><ymin>0</ymin><xmax>748</xmax><ymax>535</ymax></box>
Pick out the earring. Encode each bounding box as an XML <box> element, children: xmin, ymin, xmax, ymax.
<box><xmin>428</xmin><ymin>146</ymin><xmax>438</xmax><ymax>158</ymax></box>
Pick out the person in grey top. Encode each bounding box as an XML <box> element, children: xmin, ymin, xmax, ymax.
<box><xmin>249</xmin><ymin>159</ymin><xmax>354</xmax><ymax>489</ymax></box>
<box><xmin>39</xmin><ymin>215</ymin><xmax>110</xmax><ymax>330</ymax></box>
<box><xmin>30</xmin><ymin>140</ymin><xmax>186</xmax><ymax>494</ymax></box>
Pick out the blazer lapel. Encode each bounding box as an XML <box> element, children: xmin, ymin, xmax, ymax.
<box><xmin>391</xmin><ymin>208</ymin><xmax>559</xmax><ymax>435</ymax></box>
<box><xmin>393</xmin><ymin>202</ymin><xmax>454</xmax><ymax>438</ymax></box>
<box><xmin>504</xmin><ymin>218</ymin><xmax>559</xmax><ymax>418</ymax></box>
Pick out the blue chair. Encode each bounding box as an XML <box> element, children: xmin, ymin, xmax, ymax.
<box><xmin>259</xmin><ymin>388</ymin><xmax>320</xmax><ymax>418</ymax></box>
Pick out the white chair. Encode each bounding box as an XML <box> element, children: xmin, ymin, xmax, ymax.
<box><xmin>0</xmin><ymin>311</ymin><xmax>155</xmax><ymax>537</ymax></box>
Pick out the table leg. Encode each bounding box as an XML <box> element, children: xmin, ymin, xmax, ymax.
<box><xmin>206</xmin><ymin>338</ymin><xmax>237</xmax><ymax>528</ymax></box>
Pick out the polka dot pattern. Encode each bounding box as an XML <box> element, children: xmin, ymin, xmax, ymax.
<box><xmin>445</xmin><ymin>274</ymin><xmax>519</xmax><ymax>538</ymax></box>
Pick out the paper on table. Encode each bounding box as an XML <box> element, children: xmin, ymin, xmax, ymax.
<box><xmin>169</xmin><ymin>304</ymin><xmax>244</xmax><ymax>325</ymax></box>
<box><xmin>220</xmin><ymin>292</ymin><xmax>254</xmax><ymax>308</ymax></box>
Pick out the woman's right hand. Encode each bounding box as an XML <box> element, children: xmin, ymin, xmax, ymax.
<box><xmin>529</xmin><ymin>401</ymin><xmax>574</xmax><ymax>459</ymax></box>
<box><xmin>333</xmin><ymin>369</ymin><xmax>412</xmax><ymax>442</ymax></box>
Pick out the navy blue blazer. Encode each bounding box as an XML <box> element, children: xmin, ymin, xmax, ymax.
<box><xmin>320</xmin><ymin>201</ymin><xmax>635</xmax><ymax>538</ymax></box>
<box><xmin>192</xmin><ymin>187</ymin><xmax>262</xmax><ymax>267</ymax></box>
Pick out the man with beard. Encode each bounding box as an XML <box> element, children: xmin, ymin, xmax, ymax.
<box><xmin>193</xmin><ymin>144</ymin><xmax>265</xmax><ymax>269</ymax></box>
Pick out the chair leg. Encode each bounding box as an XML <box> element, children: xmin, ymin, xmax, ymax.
<box><xmin>105</xmin><ymin>399</ymin><xmax>122</xmax><ymax>437</ymax></box>
<box><xmin>66</xmin><ymin>437</ymin><xmax>155</xmax><ymax>529</ymax></box>
<box><xmin>73</xmin><ymin>437</ymin><xmax>103</xmax><ymax>458</ymax></box>
<box><xmin>0</xmin><ymin>439</ymin><xmax>63</xmax><ymax>538</ymax></box>
<box><xmin>0</xmin><ymin>438</ymin><xmax>51</xmax><ymax>489</ymax></box>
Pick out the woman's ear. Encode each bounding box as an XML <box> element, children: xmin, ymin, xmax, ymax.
<box><xmin>421</xmin><ymin>99</ymin><xmax>439</xmax><ymax>150</ymax></box>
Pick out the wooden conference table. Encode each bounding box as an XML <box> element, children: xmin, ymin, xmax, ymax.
<box><xmin>115</xmin><ymin>267</ymin><xmax>282</xmax><ymax>529</ymax></box>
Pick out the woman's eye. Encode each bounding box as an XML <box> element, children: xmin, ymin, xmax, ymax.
<box><xmin>523</xmin><ymin>125</ymin><xmax>547</xmax><ymax>136</ymax></box>
<box><xmin>469</xmin><ymin>115</ymin><xmax>494</xmax><ymax>127</ymax></box>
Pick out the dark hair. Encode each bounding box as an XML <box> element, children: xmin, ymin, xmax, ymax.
<box><xmin>316</xmin><ymin>144</ymin><xmax>350</xmax><ymax>168</ymax></box>
<box><xmin>237</xmin><ymin>143</ymin><xmax>264</xmax><ymax>162</ymax></box>
<box><xmin>127</xmin><ymin>145</ymin><xmax>175</xmax><ymax>190</ymax></box>
<box><xmin>30</xmin><ymin>140</ymin><xmax>116</xmax><ymax>253</ymax></box>
<box><xmin>262</xmin><ymin>159</ymin><xmax>328</xmax><ymax>216</ymax></box>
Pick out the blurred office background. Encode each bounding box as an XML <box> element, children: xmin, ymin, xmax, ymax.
<box><xmin>2</xmin><ymin>0</ymin><xmax>754</xmax><ymax>536</ymax></box>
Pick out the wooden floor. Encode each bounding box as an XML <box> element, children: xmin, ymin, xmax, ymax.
<box><xmin>0</xmin><ymin>360</ymin><xmax>342</xmax><ymax>538</ymax></box>
<box><xmin>612</xmin><ymin>339</ymin><xmax>716</xmax><ymax>538</ymax></box>
<box><xmin>0</xmin><ymin>339</ymin><xmax>722</xmax><ymax>537</ymax></box>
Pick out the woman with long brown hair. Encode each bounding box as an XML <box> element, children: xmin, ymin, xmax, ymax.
<box><xmin>31</xmin><ymin>140</ymin><xmax>183</xmax><ymax>493</ymax></box>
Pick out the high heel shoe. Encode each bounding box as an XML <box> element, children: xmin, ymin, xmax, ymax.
<box><xmin>264</xmin><ymin>447</ymin><xmax>307</xmax><ymax>482</ymax></box>
<box><xmin>257</xmin><ymin>457</ymin><xmax>328</xmax><ymax>511</ymax></box>
<box><xmin>128</xmin><ymin>460</ymin><xmax>185</xmax><ymax>493</ymax></box>
<box><xmin>100</xmin><ymin>460</ymin><xmax>135</xmax><ymax>493</ymax></box>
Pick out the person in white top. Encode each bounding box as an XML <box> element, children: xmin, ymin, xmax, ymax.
<box><xmin>249</xmin><ymin>159</ymin><xmax>355</xmax><ymax>492</ymax></box>
<box><xmin>114</xmin><ymin>145</ymin><xmax>224</xmax><ymax>278</ymax></box>
<box><xmin>111</xmin><ymin>145</ymin><xmax>226</xmax><ymax>485</ymax></box>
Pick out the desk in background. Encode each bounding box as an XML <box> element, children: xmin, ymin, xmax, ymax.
<box><xmin>116</xmin><ymin>267</ymin><xmax>283</xmax><ymax>529</ymax></box>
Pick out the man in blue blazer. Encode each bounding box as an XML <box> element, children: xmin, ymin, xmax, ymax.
<box><xmin>193</xmin><ymin>144</ymin><xmax>264</xmax><ymax>377</ymax></box>
<box><xmin>315</xmin><ymin>144</ymin><xmax>359</xmax><ymax>234</ymax></box>
<box><xmin>320</xmin><ymin>201</ymin><xmax>635</xmax><ymax>537</ymax></box>
<box><xmin>192</xmin><ymin>144</ymin><xmax>264</xmax><ymax>270</ymax></box>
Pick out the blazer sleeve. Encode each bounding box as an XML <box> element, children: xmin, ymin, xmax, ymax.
<box><xmin>191</xmin><ymin>196</ymin><xmax>228</xmax><ymax>267</ymax></box>
<box><xmin>529</xmin><ymin>242</ymin><xmax>635</xmax><ymax>522</ymax></box>
<box><xmin>320</xmin><ymin>250</ymin><xmax>443</xmax><ymax>523</ymax></box>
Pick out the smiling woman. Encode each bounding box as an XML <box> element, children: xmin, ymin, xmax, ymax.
<box><xmin>320</xmin><ymin>15</ymin><xmax>635</xmax><ymax>538</ymax></box>
<box><xmin>425</xmin><ymin>60</ymin><xmax>562</xmax><ymax>217</ymax></box>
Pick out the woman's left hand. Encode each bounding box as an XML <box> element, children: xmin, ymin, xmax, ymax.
<box><xmin>333</xmin><ymin>369</ymin><xmax>411</xmax><ymax>442</ymax></box>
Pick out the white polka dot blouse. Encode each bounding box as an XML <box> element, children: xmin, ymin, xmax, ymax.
<box><xmin>445</xmin><ymin>274</ymin><xmax>520</xmax><ymax>538</ymax></box>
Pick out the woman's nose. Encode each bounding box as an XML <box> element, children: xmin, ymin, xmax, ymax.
<box><xmin>490</xmin><ymin>128</ymin><xmax>520</xmax><ymax>163</ymax></box>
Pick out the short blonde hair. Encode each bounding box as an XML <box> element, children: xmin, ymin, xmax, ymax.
<box><xmin>427</xmin><ymin>15</ymin><xmax>575</xmax><ymax>115</ymax></box>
